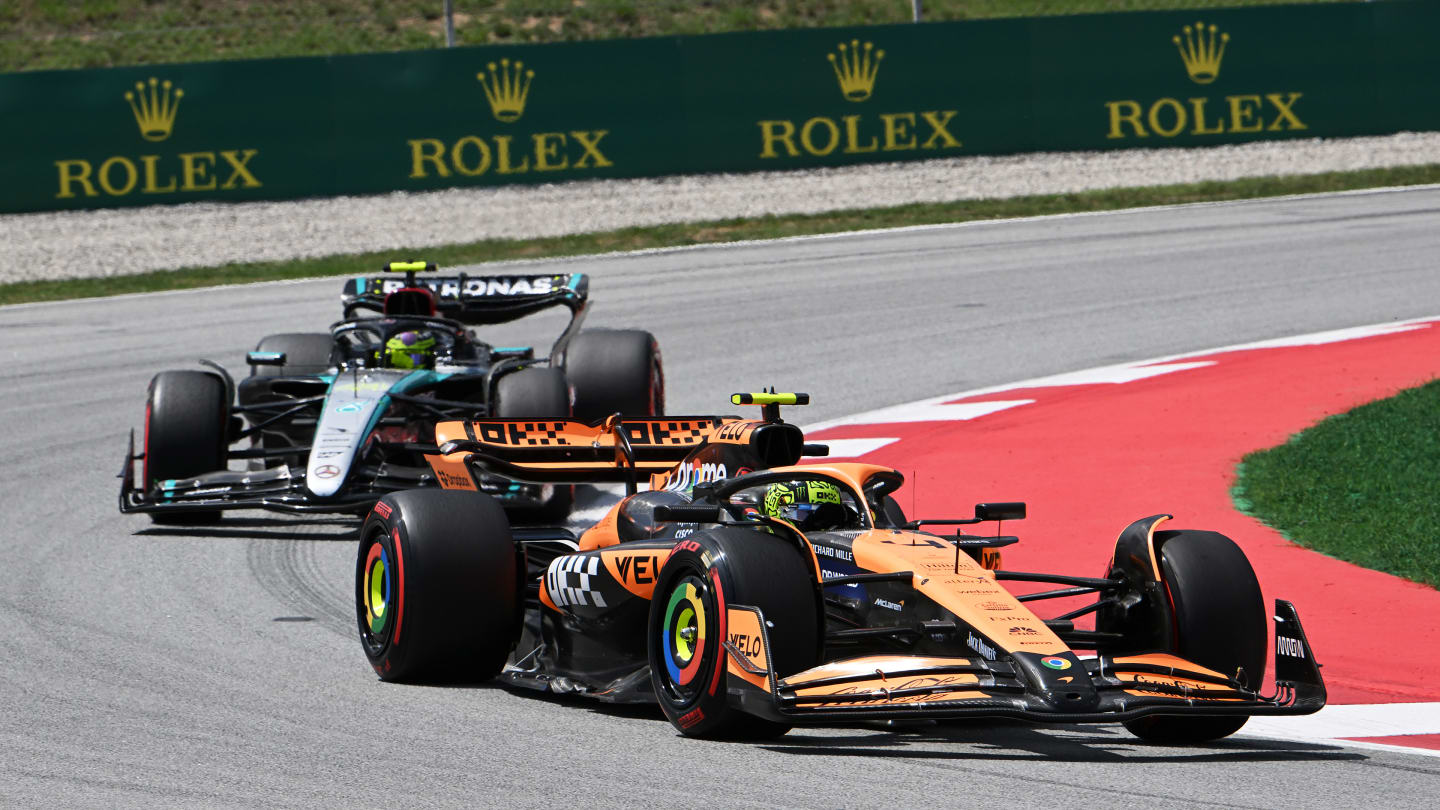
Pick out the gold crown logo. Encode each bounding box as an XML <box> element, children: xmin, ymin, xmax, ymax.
<box><xmin>1173</xmin><ymin>21</ymin><xmax>1229</xmax><ymax>84</ymax></box>
<box><xmin>124</xmin><ymin>77</ymin><xmax>184</xmax><ymax>141</ymax></box>
<box><xmin>476</xmin><ymin>59</ymin><xmax>534</xmax><ymax>122</ymax></box>
<box><xmin>827</xmin><ymin>40</ymin><xmax>884</xmax><ymax>102</ymax></box>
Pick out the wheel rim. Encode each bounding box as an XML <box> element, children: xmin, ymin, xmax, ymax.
<box><xmin>358</xmin><ymin>529</ymin><xmax>394</xmax><ymax>654</ymax></box>
<box><xmin>364</xmin><ymin>543</ymin><xmax>390</xmax><ymax>633</ymax></box>
<box><xmin>658</xmin><ymin>575</ymin><xmax>710</xmax><ymax>703</ymax></box>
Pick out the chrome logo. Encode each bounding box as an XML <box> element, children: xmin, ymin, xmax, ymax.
<box><xmin>1040</xmin><ymin>656</ymin><xmax>1072</xmax><ymax>671</ymax></box>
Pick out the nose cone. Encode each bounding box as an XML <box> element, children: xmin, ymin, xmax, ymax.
<box><xmin>1011</xmin><ymin>651</ymin><xmax>1101</xmax><ymax>712</ymax></box>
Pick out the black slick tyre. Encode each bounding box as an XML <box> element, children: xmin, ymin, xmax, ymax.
<box><xmin>565</xmin><ymin>330</ymin><xmax>664</xmax><ymax>422</ymax></box>
<box><xmin>648</xmin><ymin>527</ymin><xmax>821</xmax><ymax>738</ymax></box>
<box><xmin>494</xmin><ymin>367</ymin><xmax>573</xmax><ymax>522</ymax></box>
<box><xmin>494</xmin><ymin>367</ymin><xmax>570</xmax><ymax>418</ymax></box>
<box><xmin>356</xmin><ymin>490</ymin><xmax>519</xmax><ymax>683</ymax></box>
<box><xmin>250</xmin><ymin>332</ymin><xmax>333</xmax><ymax>377</ymax></box>
<box><xmin>144</xmin><ymin>370</ymin><xmax>228</xmax><ymax>525</ymax></box>
<box><xmin>1122</xmin><ymin>530</ymin><xmax>1266</xmax><ymax>743</ymax></box>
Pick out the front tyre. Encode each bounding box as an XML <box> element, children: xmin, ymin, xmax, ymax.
<box><xmin>250</xmin><ymin>332</ymin><xmax>334</xmax><ymax>377</ymax></box>
<box><xmin>648</xmin><ymin>527</ymin><xmax>821</xmax><ymax>738</ymax></box>
<box><xmin>1121</xmin><ymin>529</ymin><xmax>1266</xmax><ymax>743</ymax></box>
<box><xmin>144</xmin><ymin>370</ymin><xmax>228</xmax><ymax>525</ymax></box>
<box><xmin>356</xmin><ymin>490</ymin><xmax>519</xmax><ymax>683</ymax></box>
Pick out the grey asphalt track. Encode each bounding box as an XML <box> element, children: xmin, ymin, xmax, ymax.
<box><xmin>4</xmin><ymin>186</ymin><xmax>1440</xmax><ymax>808</ymax></box>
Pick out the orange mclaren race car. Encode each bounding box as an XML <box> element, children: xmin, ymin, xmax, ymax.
<box><xmin>354</xmin><ymin>393</ymin><xmax>1325</xmax><ymax>741</ymax></box>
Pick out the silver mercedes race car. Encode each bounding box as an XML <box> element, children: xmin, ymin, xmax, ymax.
<box><xmin>119</xmin><ymin>261</ymin><xmax>663</xmax><ymax>524</ymax></box>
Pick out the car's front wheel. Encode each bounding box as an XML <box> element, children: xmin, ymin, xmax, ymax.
<box><xmin>356</xmin><ymin>490</ymin><xmax>519</xmax><ymax>683</ymax></box>
<box><xmin>144</xmin><ymin>370</ymin><xmax>228</xmax><ymax>525</ymax></box>
<box><xmin>648</xmin><ymin>527</ymin><xmax>821</xmax><ymax>738</ymax></box>
<box><xmin>1119</xmin><ymin>529</ymin><xmax>1266</xmax><ymax>743</ymax></box>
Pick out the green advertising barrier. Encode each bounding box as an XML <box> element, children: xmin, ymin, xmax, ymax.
<box><xmin>2</xmin><ymin>1</ymin><xmax>1437</xmax><ymax>215</ymax></box>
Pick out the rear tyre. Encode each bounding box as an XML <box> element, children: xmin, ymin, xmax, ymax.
<box><xmin>565</xmin><ymin>330</ymin><xmax>664</xmax><ymax>422</ymax></box>
<box><xmin>648</xmin><ymin>527</ymin><xmax>821</xmax><ymax>738</ymax></box>
<box><xmin>494</xmin><ymin>367</ymin><xmax>573</xmax><ymax>522</ymax></box>
<box><xmin>1121</xmin><ymin>530</ymin><xmax>1266</xmax><ymax>743</ymax></box>
<box><xmin>250</xmin><ymin>332</ymin><xmax>334</xmax><ymax>377</ymax></box>
<box><xmin>494</xmin><ymin>367</ymin><xmax>570</xmax><ymax>418</ymax></box>
<box><xmin>144</xmin><ymin>370</ymin><xmax>228</xmax><ymax>525</ymax></box>
<box><xmin>356</xmin><ymin>490</ymin><xmax>519</xmax><ymax>683</ymax></box>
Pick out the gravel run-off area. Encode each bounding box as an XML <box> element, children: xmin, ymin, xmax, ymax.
<box><xmin>3</xmin><ymin>131</ymin><xmax>1438</xmax><ymax>284</ymax></box>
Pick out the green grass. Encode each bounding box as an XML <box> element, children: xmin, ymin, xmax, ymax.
<box><xmin>4</xmin><ymin>162</ymin><xmax>1438</xmax><ymax>307</ymax></box>
<box><xmin>1233</xmin><ymin>380</ymin><xmax>1440</xmax><ymax>590</ymax></box>
<box><xmin>2</xmin><ymin>0</ymin><xmax>1352</xmax><ymax>73</ymax></box>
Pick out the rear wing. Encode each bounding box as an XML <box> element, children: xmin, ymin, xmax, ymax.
<box><xmin>342</xmin><ymin>267</ymin><xmax>588</xmax><ymax>326</ymax></box>
<box><xmin>426</xmin><ymin>414</ymin><xmax>806</xmax><ymax>493</ymax></box>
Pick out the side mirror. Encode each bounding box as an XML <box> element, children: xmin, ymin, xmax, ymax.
<box><xmin>246</xmin><ymin>351</ymin><xmax>286</xmax><ymax>367</ymax></box>
<box><xmin>975</xmin><ymin>502</ymin><xmax>1026</xmax><ymax>521</ymax></box>
<box><xmin>653</xmin><ymin>504</ymin><xmax>722</xmax><ymax>523</ymax></box>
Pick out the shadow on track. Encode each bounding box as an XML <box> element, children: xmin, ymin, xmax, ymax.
<box><xmin>763</xmin><ymin>719</ymin><xmax>1367</xmax><ymax>763</ymax></box>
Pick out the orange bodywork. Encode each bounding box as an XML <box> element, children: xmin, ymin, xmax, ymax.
<box><xmin>423</xmin><ymin>452</ymin><xmax>477</xmax><ymax>490</ymax></box>
<box><xmin>851</xmin><ymin>529</ymin><xmax>1069</xmax><ymax>657</ymax></box>
<box><xmin>578</xmin><ymin>500</ymin><xmax>624</xmax><ymax>551</ymax></box>
<box><xmin>782</xmin><ymin>655</ymin><xmax>989</xmax><ymax>706</ymax></box>
<box><xmin>599</xmin><ymin>546</ymin><xmax>667</xmax><ymax>599</ymax></box>
<box><xmin>724</xmin><ymin>607</ymin><xmax>771</xmax><ymax>691</ymax></box>
<box><xmin>1110</xmin><ymin>653</ymin><xmax>1243</xmax><ymax>701</ymax></box>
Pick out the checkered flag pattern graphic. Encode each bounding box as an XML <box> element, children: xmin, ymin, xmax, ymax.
<box><xmin>545</xmin><ymin>555</ymin><xmax>607</xmax><ymax>608</ymax></box>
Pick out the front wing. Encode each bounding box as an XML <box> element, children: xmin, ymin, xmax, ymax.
<box><xmin>116</xmin><ymin>430</ymin><xmax>553</xmax><ymax>516</ymax></box>
<box><xmin>723</xmin><ymin>599</ymin><xmax>1325</xmax><ymax>725</ymax></box>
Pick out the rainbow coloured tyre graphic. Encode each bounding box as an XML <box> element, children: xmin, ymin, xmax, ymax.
<box><xmin>658</xmin><ymin>576</ymin><xmax>711</xmax><ymax>699</ymax></box>
<box><xmin>647</xmin><ymin>528</ymin><xmax>822</xmax><ymax>738</ymax></box>
<box><xmin>356</xmin><ymin>520</ymin><xmax>404</xmax><ymax>664</ymax></box>
<box><xmin>363</xmin><ymin>542</ymin><xmax>391</xmax><ymax>636</ymax></box>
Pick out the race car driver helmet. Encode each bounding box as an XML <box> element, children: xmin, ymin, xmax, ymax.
<box><xmin>385</xmin><ymin>330</ymin><xmax>438</xmax><ymax>369</ymax></box>
<box><xmin>761</xmin><ymin>479</ymin><xmax>848</xmax><ymax>532</ymax></box>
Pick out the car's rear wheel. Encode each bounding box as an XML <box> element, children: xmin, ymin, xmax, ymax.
<box><xmin>144</xmin><ymin>370</ymin><xmax>228</xmax><ymax>525</ymax></box>
<box><xmin>1120</xmin><ymin>530</ymin><xmax>1266</xmax><ymax>743</ymax></box>
<box><xmin>494</xmin><ymin>367</ymin><xmax>573</xmax><ymax>522</ymax></box>
<box><xmin>250</xmin><ymin>332</ymin><xmax>334</xmax><ymax>377</ymax></box>
<box><xmin>356</xmin><ymin>490</ymin><xmax>519</xmax><ymax>682</ymax></box>
<box><xmin>648</xmin><ymin>527</ymin><xmax>821</xmax><ymax>738</ymax></box>
<box><xmin>565</xmin><ymin>329</ymin><xmax>664</xmax><ymax>422</ymax></box>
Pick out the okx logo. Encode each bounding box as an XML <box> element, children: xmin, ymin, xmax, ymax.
<box><xmin>1105</xmin><ymin>20</ymin><xmax>1306</xmax><ymax>141</ymax></box>
<box><xmin>758</xmin><ymin>39</ymin><xmax>963</xmax><ymax>161</ymax></box>
<box><xmin>54</xmin><ymin>75</ymin><xmax>262</xmax><ymax>201</ymax></box>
